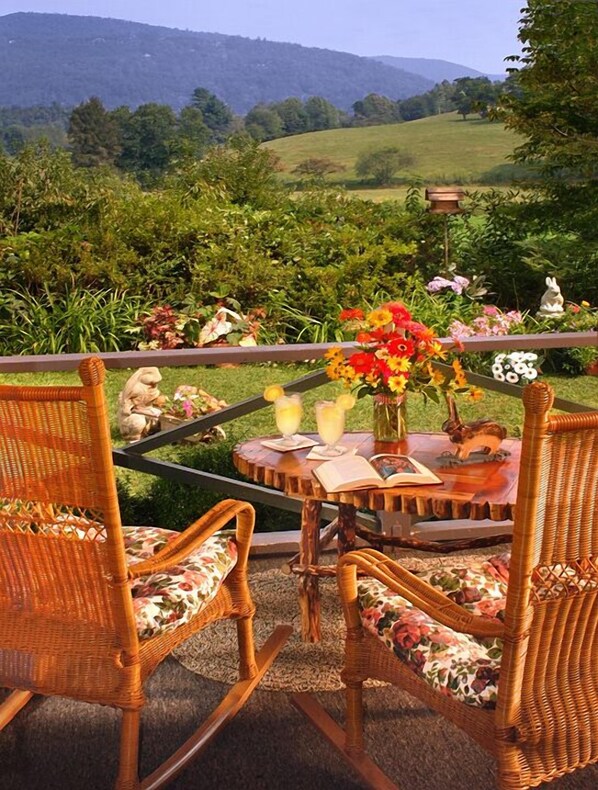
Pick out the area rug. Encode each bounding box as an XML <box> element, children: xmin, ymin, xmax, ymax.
<box><xmin>174</xmin><ymin>546</ymin><xmax>508</xmax><ymax>693</ymax></box>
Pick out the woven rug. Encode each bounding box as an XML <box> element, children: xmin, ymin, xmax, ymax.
<box><xmin>174</xmin><ymin>547</ymin><xmax>507</xmax><ymax>693</ymax></box>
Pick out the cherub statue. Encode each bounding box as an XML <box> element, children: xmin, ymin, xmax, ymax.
<box><xmin>537</xmin><ymin>276</ymin><xmax>564</xmax><ymax>317</ymax></box>
<box><xmin>117</xmin><ymin>367</ymin><xmax>166</xmax><ymax>443</ymax></box>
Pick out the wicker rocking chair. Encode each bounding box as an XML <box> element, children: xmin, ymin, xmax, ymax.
<box><xmin>304</xmin><ymin>381</ymin><xmax>598</xmax><ymax>789</ymax></box>
<box><xmin>0</xmin><ymin>358</ymin><xmax>291</xmax><ymax>789</ymax></box>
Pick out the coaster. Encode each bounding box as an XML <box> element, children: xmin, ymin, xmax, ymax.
<box><xmin>305</xmin><ymin>445</ymin><xmax>353</xmax><ymax>461</ymax></box>
<box><xmin>260</xmin><ymin>436</ymin><xmax>318</xmax><ymax>453</ymax></box>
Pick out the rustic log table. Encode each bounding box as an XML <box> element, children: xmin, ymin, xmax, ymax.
<box><xmin>233</xmin><ymin>431</ymin><xmax>521</xmax><ymax>642</ymax></box>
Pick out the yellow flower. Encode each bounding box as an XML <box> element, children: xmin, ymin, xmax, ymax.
<box><xmin>325</xmin><ymin>346</ymin><xmax>344</xmax><ymax>361</ymax></box>
<box><xmin>429</xmin><ymin>366</ymin><xmax>445</xmax><ymax>386</ymax></box>
<box><xmin>451</xmin><ymin>359</ymin><xmax>468</xmax><ymax>388</ymax></box>
<box><xmin>467</xmin><ymin>386</ymin><xmax>485</xmax><ymax>402</ymax></box>
<box><xmin>388</xmin><ymin>356</ymin><xmax>412</xmax><ymax>373</ymax></box>
<box><xmin>367</xmin><ymin>308</ymin><xmax>393</xmax><ymax>328</ymax></box>
<box><xmin>365</xmin><ymin>372</ymin><xmax>380</xmax><ymax>388</ymax></box>
<box><xmin>388</xmin><ymin>375</ymin><xmax>407</xmax><ymax>394</ymax></box>
<box><xmin>429</xmin><ymin>340</ymin><xmax>447</xmax><ymax>359</ymax></box>
<box><xmin>581</xmin><ymin>300</ymin><xmax>590</xmax><ymax>308</ymax></box>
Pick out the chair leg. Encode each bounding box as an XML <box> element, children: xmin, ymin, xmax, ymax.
<box><xmin>0</xmin><ymin>690</ymin><xmax>34</xmax><ymax>730</ymax></box>
<box><xmin>116</xmin><ymin>708</ymin><xmax>141</xmax><ymax>790</ymax></box>
<box><xmin>236</xmin><ymin>615</ymin><xmax>258</xmax><ymax>680</ymax></box>
<box><xmin>345</xmin><ymin>680</ymin><xmax>365</xmax><ymax>754</ymax></box>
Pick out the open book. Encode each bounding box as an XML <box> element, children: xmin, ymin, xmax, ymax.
<box><xmin>313</xmin><ymin>453</ymin><xmax>442</xmax><ymax>494</ymax></box>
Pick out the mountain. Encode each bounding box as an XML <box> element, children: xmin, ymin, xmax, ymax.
<box><xmin>0</xmin><ymin>13</ymin><xmax>434</xmax><ymax>113</ymax></box>
<box><xmin>372</xmin><ymin>56</ymin><xmax>505</xmax><ymax>85</ymax></box>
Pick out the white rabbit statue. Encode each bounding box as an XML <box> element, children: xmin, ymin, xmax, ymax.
<box><xmin>537</xmin><ymin>276</ymin><xmax>564</xmax><ymax>317</ymax></box>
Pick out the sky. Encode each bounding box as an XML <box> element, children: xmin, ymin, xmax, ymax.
<box><xmin>0</xmin><ymin>0</ymin><xmax>524</xmax><ymax>74</ymax></box>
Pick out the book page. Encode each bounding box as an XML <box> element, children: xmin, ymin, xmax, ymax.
<box><xmin>369</xmin><ymin>454</ymin><xmax>442</xmax><ymax>486</ymax></box>
<box><xmin>313</xmin><ymin>454</ymin><xmax>380</xmax><ymax>493</ymax></box>
<box><xmin>369</xmin><ymin>454</ymin><xmax>421</xmax><ymax>481</ymax></box>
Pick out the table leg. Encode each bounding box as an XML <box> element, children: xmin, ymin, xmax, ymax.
<box><xmin>337</xmin><ymin>503</ymin><xmax>357</xmax><ymax>555</ymax></box>
<box><xmin>298</xmin><ymin>499</ymin><xmax>322</xmax><ymax>642</ymax></box>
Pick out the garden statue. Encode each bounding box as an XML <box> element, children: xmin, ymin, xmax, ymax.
<box><xmin>117</xmin><ymin>367</ymin><xmax>166</xmax><ymax>443</ymax></box>
<box><xmin>440</xmin><ymin>395</ymin><xmax>508</xmax><ymax>465</ymax></box>
<box><xmin>537</xmin><ymin>276</ymin><xmax>564</xmax><ymax>317</ymax></box>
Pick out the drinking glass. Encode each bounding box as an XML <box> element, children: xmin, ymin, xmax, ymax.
<box><xmin>274</xmin><ymin>393</ymin><xmax>303</xmax><ymax>446</ymax></box>
<box><xmin>315</xmin><ymin>399</ymin><xmax>346</xmax><ymax>457</ymax></box>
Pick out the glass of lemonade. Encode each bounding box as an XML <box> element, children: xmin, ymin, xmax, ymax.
<box><xmin>274</xmin><ymin>393</ymin><xmax>303</xmax><ymax>446</ymax></box>
<box><xmin>315</xmin><ymin>399</ymin><xmax>346</xmax><ymax>456</ymax></box>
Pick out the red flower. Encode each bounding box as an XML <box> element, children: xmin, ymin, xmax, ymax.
<box><xmin>339</xmin><ymin>308</ymin><xmax>364</xmax><ymax>321</ymax></box>
<box><xmin>384</xmin><ymin>301</ymin><xmax>412</xmax><ymax>323</ymax></box>
<box><xmin>387</xmin><ymin>337</ymin><xmax>415</xmax><ymax>357</ymax></box>
<box><xmin>356</xmin><ymin>331</ymin><xmax>374</xmax><ymax>344</ymax></box>
<box><xmin>347</xmin><ymin>351</ymin><xmax>375</xmax><ymax>374</ymax></box>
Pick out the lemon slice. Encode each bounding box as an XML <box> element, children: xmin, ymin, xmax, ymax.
<box><xmin>336</xmin><ymin>393</ymin><xmax>356</xmax><ymax>411</ymax></box>
<box><xmin>263</xmin><ymin>384</ymin><xmax>285</xmax><ymax>402</ymax></box>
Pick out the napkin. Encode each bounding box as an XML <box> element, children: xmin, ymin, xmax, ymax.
<box><xmin>260</xmin><ymin>436</ymin><xmax>318</xmax><ymax>453</ymax></box>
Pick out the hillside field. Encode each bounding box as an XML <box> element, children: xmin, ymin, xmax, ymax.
<box><xmin>265</xmin><ymin>112</ymin><xmax>521</xmax><ymax>188</ymax></box>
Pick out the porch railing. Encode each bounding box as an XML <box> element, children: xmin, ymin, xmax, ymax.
<box><xmin>0</xmin><ymin>331</ymin><xmax>596</xmax><ymax>526</ymax></box>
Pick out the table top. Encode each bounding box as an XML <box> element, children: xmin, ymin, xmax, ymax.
<box><xmin>233</xmin><ymin>432</ymin><xmax>521</xmax><ymax>521</ymax></box>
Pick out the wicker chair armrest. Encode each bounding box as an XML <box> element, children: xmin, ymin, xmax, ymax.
<box><xmin>338</xmin><ymin>548</ymin><xmax>504</xmax><ymax>640</ymax></box>
<box><xmin>128</xmin><ymin>499</ymin><xmax>255</xmax><ymax>579</ymax></box>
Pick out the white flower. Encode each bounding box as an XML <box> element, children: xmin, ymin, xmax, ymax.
<box><xmin>514</xmin><ymin>363</ymin><xmax>528</xmax><ymax>374</ymax></box>
<box><xmin>525</xmin><ymin>368</ymin><xmax>538</xmax><ymax>380</ymax></box>
<box><xmin>524</xmin><ymin>352</ymin><xmax>538</xmax><ymax>361</ymax></box>
<box><xmin>494</xmin><ymin>371</ymin><xmax>506</xmax><ymax>382</ymax></box>
<box><xmin>491</xmin><ymin>363</ymin><xmax>503</xmax><ymax>375</ymax></box>
<box><xmin>506</xmin><ymin>372</ymin><xmax>519</xmax><ymax>383</ymax></box>
<box><xmin>508</xmin><ymin>352</ymin><xmax>524</xmax><ymax>362</ymax></box>
<box><xmin>494</xmin><ymin>353</ymin><xmax>506</xmax><ymax>363</ymax></box>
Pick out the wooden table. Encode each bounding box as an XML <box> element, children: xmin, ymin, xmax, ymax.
<box><xmin>234</xmin><ymin>432</ymin><xmax>521</xmax><ymax>642</ymax></box>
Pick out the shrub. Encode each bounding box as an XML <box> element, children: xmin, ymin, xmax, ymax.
<box><xmin>0</xmin><ymin>286</ymin><xmax>146</xmax><ymax>354</ymax></box>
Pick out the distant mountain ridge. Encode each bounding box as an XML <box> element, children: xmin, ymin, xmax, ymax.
<box><xmin>0</xmin><ymin>12</ymin><xmax>436</xmax><ymax>113</ymax></box>
<box><xmin>373</xmin><ymin>55</ymin><xmax>506</xmax><ymax>85</ymax></box>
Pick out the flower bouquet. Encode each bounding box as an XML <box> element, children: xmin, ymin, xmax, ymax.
<box><xmin>325</xmin><ymin>302</ymin><xmax>478</xmax><ymax>441</ymax></box>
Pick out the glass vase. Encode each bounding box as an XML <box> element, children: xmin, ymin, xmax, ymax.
<box><xmin>372</xmin><ymin>393</ymin><xmax>408</xmax><ymax>442</ymax></box>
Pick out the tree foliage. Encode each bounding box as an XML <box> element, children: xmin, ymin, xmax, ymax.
<box><xmin>494</xmin><ymin>0</ymin><xmax>598</xmax><ymax>300</ymax></box>
<box><xmin>68</xmin><ymin>96</ymin><xmax>121</xmax><ymax>168</ymax></box>
<box><xmin>355</xmin><ymin>147</ymin><xmax>415</xmax><ymax>186</ymax></box>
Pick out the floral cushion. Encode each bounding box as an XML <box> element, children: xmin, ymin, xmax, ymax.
<box><xmin>123</xmin><ymin>526</ymin><xmax>238</xmax><ymax>641</ymax></box>
<box><xmin>357</xmin><ymin>553</ymin><xmax>510</xmax><ymax>708</ymax></box>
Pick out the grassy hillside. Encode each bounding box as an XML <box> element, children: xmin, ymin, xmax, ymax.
<box><xmin>265</xmin><ymin>112</ymin><xmax>522</xmax><ymax>186</ymax></box>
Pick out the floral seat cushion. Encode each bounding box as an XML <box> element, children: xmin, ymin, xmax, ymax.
<box><xmin>357</xmin><ymin>553</ymin><xmax>510</xmax><ymax>709</ymax></box>
<box><xmin>123</xmin><ymin>526</ymin><xmax>238</xmax><ymax>641</ymax></box>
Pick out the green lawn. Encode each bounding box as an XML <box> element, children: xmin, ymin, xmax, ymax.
<box><xmin>265</xmin><ymin>112</ymin><xmax>522</xmax><ymax>188</ymax></box>
<box><xmin>1</xmin><ymin>363</ymin><xmax>596</xmax><ymax>533</ymax></box>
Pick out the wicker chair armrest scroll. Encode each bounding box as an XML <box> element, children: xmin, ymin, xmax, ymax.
<box><xmin>127</xmin><ymin>499</ymin><xmax>254</xmax><ymax>579</ymax></box>
<box><xmin>338</xmin><ymin>548</ymin><xmax>504</xmax><ymax>640</ymax></box>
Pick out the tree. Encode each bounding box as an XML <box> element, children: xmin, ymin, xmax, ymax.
<box><xmin>114</xmin><ymin>103</ymin><xmax>178</xmax><ymax>183</ymax></box>
<box><xmin>176</xmin><ymin>106</ymin><xmax>210</xmax><ymax>159</ymax></box>
<box><xmin>352</xmin><ymin>93</ymin><xmax>400</xmax><ymax>126</ymax></box>
<box><xmin>453</xmin><ymin>77</ymin><xmax>501</xmax><ymax>120</ymax></box>
<box><xmin>304</xmin><ymin>96</ymin><xmax>340</xmax><ymax>132</ymax></box>
<box><xmin>244</xmin><ymin>105</ymin><xmax>284</xmax><ymax>142</ymax></box>
<box><xmin>190</xmin><ymin>88</ymin><xmax>233</xmax><ymax>140</ymax></box>
<box><xmin>291</xmin><ymin>157</ymin><xmax>346</xmax><ymax>183</ymax></box>
<box><xmin>355</xmin><ymin>147</ymin><xmax>415</xmax><ymax>186</ymax></box>
<box><xmin>502</xmin><ymin>0</ymin><xmax>598</xmax><ymax>180</ymax></box>
<box><xmin>68</xmin><ymin>97</ymin><xmax>121</xmax><ymax>167</ymax></box>
<box><xmin>397</xmin><ymin>95</ymin><xmax>431</xmax><ymax>122</ymax></box>
<box><xmin>494</xmin><ymin>0</ymin><xmax>598</xmax><ymax>304</ymax></box>
<box><xmin>271</xmin><ymin>98</ymin><xmax>309</xmax><ymax>136</ymax></box>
